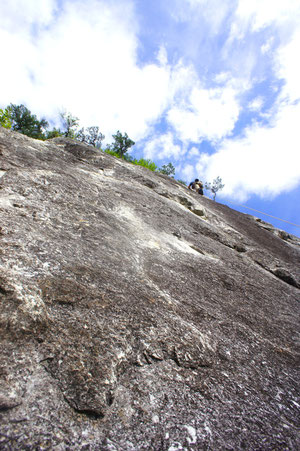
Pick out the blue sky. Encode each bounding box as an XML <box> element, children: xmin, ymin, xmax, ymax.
<box><xmin>1</xmin><ymin>0</ymin><xmax>300</xmax><ymax>237</ymax></box>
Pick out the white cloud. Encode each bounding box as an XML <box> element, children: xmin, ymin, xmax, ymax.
<box><xmin>173</xmin><ymin>0</ymin><xmax>232</xmax><ymax>36</ymax></box>
<box><xmin>234</xmin><ymin>0</ymin><xmax>300</xmax><ymax>32</ymax></box>
<box><xmin>144</xmin><ymin>133</ymin><xmax>183</xmax><ymax>161</ymax></box>
<box><xmin>276</xmin><ymin>30</ymin><xmax>300</xmax><ymax>102</ymax></box>
<box><xmin>188</xmin><ymin>146</ymin><xmax>201</xmax><ymax>157</ymax></box>
<box><xmin>180</xmin><ymin>163</ymin><xmax>196</xmax><ymax>183</ymax></box>
<box><xmin>248</xmin><ymin>97</ymin><xmax>264</xmax><ymax>112</ymax></box>
<box><xmin>157</xmin><ymin>46</ymin><xmax>168</xmax><ymax>66</ymax></box>
<box><xmin>195</xmin><ymin>100</ymin><xmax>300</xmax><ymax>201</ymax></box>
<box><xmin>222</xmin><ymin>0</ymin><xmax>300</xmax><ymax>85</ymax></box>
<box><xmin>214</xmin><ymin>72</ymin><xmax>231</xmax><ymax>84</ymax></box>
<box><xmin>0</xmin><ymin>0</ymin><xmax>172</xmax><ymax>141</ymax></box>
<box><xmin>261</xmin><ymin>37</ymin><xmax>274</xmax><ymax>54</ymax></box>
<box><xmin>167</xmin><ymin>84</ymin><xmax>240</xmax><ymax>143</ymax></box>
<box><xmin>1</xmin><ymin>0</ymin><xmax>56</xmax><ymax>32</ymax></box>
<box><xmin>227</xmin><ymin>0</ymin><xmax>300</xmax><ymax>56</ymax></box>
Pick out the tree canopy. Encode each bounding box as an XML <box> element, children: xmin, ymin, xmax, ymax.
<box><xmin>158</xmin><ymin>162</ymin><xmax>176</xmax><ymax>177</ymax></box>
<box><xmin>109</xmin><ymin>130</ymin><xmax>135</xmax><ymax>157</ymax></box>
<box><xmin>0</xmin><ymin>107</ymin><xmax>12</xmax><ymax>129</ymax></box>
<box><xmin>205</xmin><ymin>176</ymin><xmax>225</xmax><ymax>201</ymax></box>
<box><xmin>76</xmin><ymin>126</ymin><xmax>105</xmax><ymax>148</ymax></box>
<box><xmin>9</xmin><ymin>104</ymin><xmax>48</xmax><ymax>140</ymax></box>
<box><xmin>60</xmin><ymin>112</ymin><xmax>79</xmax><ymax>138</ymax></box>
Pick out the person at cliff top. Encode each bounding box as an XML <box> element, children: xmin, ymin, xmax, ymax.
<box><xmin>188</xmin><ymin>179</ymin><xmax>204</xmax><ymax>195</ymax></box>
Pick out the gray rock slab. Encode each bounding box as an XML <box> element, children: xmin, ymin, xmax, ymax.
<box><xmin>0</xmin><ymin>128</ymin><xmax>299</xmax><ymax>450</ymax></box>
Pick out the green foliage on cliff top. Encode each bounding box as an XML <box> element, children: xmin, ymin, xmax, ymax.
<box><xmin>1</xmin><ymin>103</ymin><xmax>183</xmax><ymax>180</ymax></box>
<box><xmin>0</xmin><ymin>107</ymin><xmax>12</xmax><ymax>129</ymax></box>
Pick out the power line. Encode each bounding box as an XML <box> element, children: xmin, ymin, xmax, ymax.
<box><xmin>224</xmin><ymin>200</ymin><xmax>300</xmax><ymax>228</ymax></box>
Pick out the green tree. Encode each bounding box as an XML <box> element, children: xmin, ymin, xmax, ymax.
<box><xmin>110</xmin><ymin>130</ymin><xmax>135</xmax><ymax>157</ymax></box>
<box><xmin>46</xmin><ymin>128</ymin><xmax>64</xmax><ymax>139</ymax></box>
<box><xmin>76</xmin><ymin>126</ymin><xmax>105</xmax><ymax>148</ymax></box>
<box><xmin>0</xmin><ymin>107</ymin><xmax>12</xmax><ymax>129</ymax></box>
<box><xmin>205</xmin><ymin>176</ymin><xmax>225</xmax><ymax>201</ymax></box>
<box><xmin>9</xmin><ymin>104</ymin><xmax>48</xmax><ymax>139</ymax></box>
<box><xmin>60</xmin><ymin>111</ymin><xmax>79</xmax><ymax>138</ymax></box>
<box><xmin>177</xmin><ymin>179</ymin><xmax>187</xmax><ymax>186</ymax></box>
<box><xmin>158</xmin><ymin>162</ymin><xmax>176</xmax><ymax>177</ymax></box>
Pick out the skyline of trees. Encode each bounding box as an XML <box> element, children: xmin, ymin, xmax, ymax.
<box><xmin>0</xmin><ymin>102</ymin><xmax>224</xmax><ymax>192</ymax></box>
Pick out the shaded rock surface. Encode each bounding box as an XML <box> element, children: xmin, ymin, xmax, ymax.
<box><xmin>0</xmin><ymin>127</ymin><xmax>299</xmax><ymax>450</ymax></box>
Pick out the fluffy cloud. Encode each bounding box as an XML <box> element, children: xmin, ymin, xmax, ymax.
<box><xmin>182</xmin><ymin>0</ymin><xmax>300</xmax><ymax>201</ymax></box>
<box><xmin>195</xmin><ymin>98</ymin><xmax>300</xmax><ymax>201</ymax></box>
<box><xmin>0</xmin><ymin>0</ymin><xmax>243</xmax><ymax>150</ymax></box>
<box><xmin>144</xmin><ymin>133</ymin><xmax>183</xmax><ymax>161</ymax></box>
<box><xmin>1</xmin><ymin>0</ymin><xmax>56</xmax><ymax>31</ymax></box>
<box><xmin>167</xmin><ymin>84</ymin><xmax>240</xmax><ymax>143</ymax></box>
<box><xmin>0</xmin><ymin>0</ymin><xmax>171</xmax><ymax>141</ymax></box>
<box><xmin>248</xmin><ymin>97</ymin><xmax>264</xmax><ymax>112</ymax></box>
<box><xmin>172</xmin><ymin>0</ymin><xmax>232</xmax><ymax>36</ymax></box>
<box><xmin>234</xmin><ymin>0</ymin><xmax>300</xmax><ymax>31</ymax></box>
<box><xmin>276</xmin><ymin>30</ymin><xmax>300</xmax><ymax>102</ymax></box>
<box><xmin>180</xmin><ymin>163</ymin><xmax>197</xmax><ymax>184</ymax></box>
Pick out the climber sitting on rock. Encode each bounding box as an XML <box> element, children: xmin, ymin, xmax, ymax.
<box><xmin>188</xmin><ymin>179</ymin><xmax>204</xmax><ymax>195</ymax></box>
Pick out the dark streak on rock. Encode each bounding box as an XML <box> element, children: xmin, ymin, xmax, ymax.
<box><xmin>72</xmin><ymin>407</ymin><xmax>104</xmax><ymax>420</ymax></box>
<box><xmin>273</xmin><ymin>268</ymin><xmax>299</xmax><ymax>289</ymax></box>
<box><xmin>190</xmin><ymin>244</ymin><xmax>205</xmax><ymax>255</ymax></box>
<box><xmin>0</xmin><ymin>286</ymin><xmax>8</xmax><ymax>295</ymax></box>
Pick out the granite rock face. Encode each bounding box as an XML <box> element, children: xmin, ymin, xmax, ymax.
<box><xmin>0</xmin><ymin>127</ymin><xmax>299</xmax><ymax>450</ymax></box>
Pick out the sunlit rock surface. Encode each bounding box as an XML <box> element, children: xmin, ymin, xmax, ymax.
<box><xmin>0</xmin><ymin>127</ymin><xmax>299</xmax><ymax>450</ymax></box>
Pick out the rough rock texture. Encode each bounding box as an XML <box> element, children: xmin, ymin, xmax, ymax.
<box><xmin>0</xmin><ymin>127</ymin><xmax>299</xmax><ymax>450</ymax></box>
